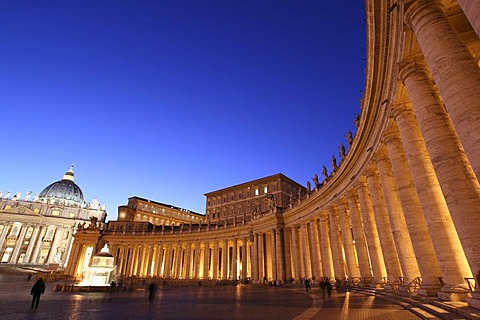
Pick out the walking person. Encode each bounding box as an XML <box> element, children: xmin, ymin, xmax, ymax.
<box><xmin>325</xmin><ymin>279</ymin><xmax>332</xmax><ymax>296</ymax></box>
<box><xmin>148</xmin><ymin>282</ymin><xmax>157</xmax><ymax>304</ymax></box>
<box><xmin>30</xmin><ymin>277</ymin><xmax>45</xmax><ymax>309</ymax></box>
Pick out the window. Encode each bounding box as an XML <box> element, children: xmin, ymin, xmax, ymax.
<box><xmin>9</xmin><ymin>223</ymin><xmax>21</xmax><ymax>237</ymax></box>
<box><xmin>25</xmin><ymin>227</ymin><xmax>34</xmax><ymax>239</ymax></box>
<box><xmin>255</xmin><ymin>188</ymin><xmax>259</xmax><ymax>196</ymax></box>
<box><xmin>264</xmin><ymin>186</ymin><xmax>268</xmax><ymax>194</ymax></box>
<box><xmin>52</xmin><ymin>210</ymin><xmax>60</xmax><ymax>216</ymax></box>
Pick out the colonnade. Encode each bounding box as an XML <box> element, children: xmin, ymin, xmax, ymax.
<box><xmin>66</xmin><ymin>0</ymin><xmax>480</xmax><ymax>305</ymax></box>
<box><xmin>0</xmin><ymin>222</ymin><xmax>72</xmax><ymax>266</ymax></box>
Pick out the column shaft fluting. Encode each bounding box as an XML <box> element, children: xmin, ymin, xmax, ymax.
<box><xmin>404</xmin><ymin>0</ymin><xmax>480</xmax><ymax>180</ymax></box>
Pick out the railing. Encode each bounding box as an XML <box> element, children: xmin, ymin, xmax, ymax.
<box><xmin>407</xmin><ymin>277</ymin><xmax>422</xmax><ymax>294</ymax></box>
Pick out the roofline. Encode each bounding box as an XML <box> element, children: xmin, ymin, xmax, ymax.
<box><xmin>125</xmin><ymin>196</ymin><xmax>204</xmax><ymax>216</ymax></box>
<box><xmin>204</xmin><ymin>173</ymin><xmax>305</xmax><ymax>196</ymax></box>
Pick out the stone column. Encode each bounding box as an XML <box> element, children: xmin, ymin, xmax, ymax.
<box><xmin>270</xmin><ymin>230</ymin><xmax>277</xmax><ymax>282</ymax></box>
<box><xmin>185</xmin><ymin>243</ymin><xmax>192</xmax><ymax>279</ymax></box>
<box><xmin>241</xmin><ymin>238</ymin><xmax>248</xmax><ymax>280</ymax></box>
<box><xmin>290</xmin><ymin>226</ymin><xmax>302</xmax><ymax>280</ymax></box>
<box><xmin>222</xmin><ymin>240</ymin><xmax>228</xmax><ymax>280</ymax></box>
<box><xmin>258</xmin><ymin>233</ymin><xmax>265</xmax><ymax>282</ymax></box>
<box><xmin>251</xmin><ymin>234</ymin><xmax>258</xmax><ymax>282</ymax></box>
<box><xmin>64</xmin><ymin>242</ymin><xmax>79</xmax><ymax>276</ymax></box>
<box><xmin>404</xmin><ymin>0</ymin><xmax>480</xmax><ymax>180</ymax></box>
<box><xmin>137</xmin><ymin>245</ymin><xmax>146</xmax><ymax>276</ymax></box>
<box><xmin>375</xmin><ymin>146</ymin><xmax>420</xmax><ymax>285</ymax></box>
<box><xmin>10</xmin><ymin>224</ymin><xmax>28</xmax><ymax>263</ymax></box>
<box><xmin>300</xmin><ymin>224</ymin><xmax>312</xmax><ymax>279</ymax></box>
<box><xmin>194</xmin><ymin>243</ymin><xmax>201</xmax><ymax>279</ymax></box>
<box><xmin>275</xmin><ymin>228</ymin><xmax>284</xmax><ymax>283</ymax></box>
<box><xmin>328</xmin><ymin>206</ymin><xmax>346</xmax><ymax>279</ymax></box>
<box><xmin>308</xmin><ymin>219</ymin><xmax>323</xmax><ymax>280</ymax></box>
<box><xmin>399</xmin><ymin>62</ymin><xmax>480</xmax><ymax>276</ymax></box>
<box><xmin>383</xmin><ymin>125</ymin><xmax>443</xmax><ymax>294</ymax></box>
<box><xmin>164</xmin><ymin>245</ymin><xmax>172</xmax><ymax>278</ymax></box>
<box><xmin>364</xmin><ymin>165</ymin><xmax>403</xmax><ymax>284</ymax></box>
<box><xmin>356</xmin><ymin>178</ymin><xmax>387</xmax><ymax>283</ymax></box>
<box><xmin>390</xmin><ymin>103</ymin><xmax>471</xmax><ymax>289</ymax></box>
<box><xmin>176</xmin><ymin>245</ymin><xmax>184</xmax><ymax>279</ymax></box>
<box><xmin>457</xmin><ymin>0</ymin><xmax>480</xmax><ymax>45</ymax></box>
<box><xmin>155</xmin><ymin>245</ymin><xmax>164</xmax><ymax>276</ymax></box>
<box><xmin>231</xmin><ymin>238</ymin><xmax>237</xmax><ymax>280</ymax></box>
<box><xmin>212</xmin><ymin>241</ymin><xmax>219</xmax><ymax>280</ymax></box>
<box><xmin>0</xmin><ymin>223</ymin><xmax>11</xmax><ymax>251</ymax></box>
<box><xmin>318</xmin><ymin>211</ymin><xmax>334</xmax><ymax>279</ymax></box>
<box><xmin>203</xmin><ymin>243</ymin><xmax>211</xmax><ymax>279</ymax></box>
<box><xmin>24</xmin><ymin>225</ymin><xmax>40</xmax><ymax>263</ymax></box>
<box><xmin>346</xmin><ymin>192</ymin><xmax>371</xmax><ymax>279</ymax></box>
<box><xmin>282</xmin><ymin>229</ymin><xmax>292</xmax><ymax>282</ymax></box>
<box><xmin>30</xmin><ymin>226</ymin><xmax>47</xmax><ymax>265</ymax></box>
<box><xmin>337</xmin><ymin>199</ymin><xmax>361</xmax><ymax>280</ymax></box>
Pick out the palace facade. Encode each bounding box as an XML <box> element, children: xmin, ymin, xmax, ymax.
<box><xmin>0</xmin><ymin>167</ymin><xmax>107</xmax><ymax>268</ymax></box>
<box><xmin>66</xmin><ymin>0</ymin><xmax>480</xmax><ymax>307</ymax></box>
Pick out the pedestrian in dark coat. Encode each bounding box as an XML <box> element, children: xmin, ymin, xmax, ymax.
<box><xmin>31</xmin><ymin>278</ymin><xmax>45</xmax><ymax>309</ymax></box>
<box><xmin>148</xmin><ymin>282</ymin><xmax>157</xmax><ymax>303</ymax></box>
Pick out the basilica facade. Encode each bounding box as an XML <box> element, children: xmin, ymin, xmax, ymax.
<box><xmin>0</xmin><ymin>166</ymin><xmax>107</xmax><ymax>268</ymax></box>
<box><xmin>66</xmin><ymin>0</ymin><xmax>480</xmax><ymax>307</ymax></box>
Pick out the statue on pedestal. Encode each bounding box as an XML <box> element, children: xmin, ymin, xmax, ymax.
<box><xmin>331</xmin><ymin>155</ymin><xmax>338</xmax><ymax>170</ymax></box>
<box><xmin>339</xmin><ymin>142</ymin><xmax>346</xmax><ymax>160</ymax></box>
<box><xmin>346</xmin><ymin>130</ymin><xmax>353</xmax><ymax>145</ymax></box>
<box><xmin>312</xmin><ymin>174</ymin><xmax>320</xmax><ymax>189</ymax></box>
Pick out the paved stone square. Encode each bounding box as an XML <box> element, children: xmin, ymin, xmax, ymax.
<box><xmin>0</xmin><ymin>274</ymin><xmax>420</xmax><ymax>320</ymax></box>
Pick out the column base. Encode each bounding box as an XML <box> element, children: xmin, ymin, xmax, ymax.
<box><xmin>369</xmin><ymin>282</ymin><xmax>385</xmax><ymax>289</ymax></box>
<box><xmin>466</xmin><ymin>291</ymin><xmax>480</xmax><ymax>309</ymax></box>
<box><xmin>437</xmin><ymin>284</ymin><xmax>471</xmax><ymax>301</ymax></box>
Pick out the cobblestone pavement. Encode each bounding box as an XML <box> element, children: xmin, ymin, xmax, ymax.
<box><xmin>0</xmin><ymin>274</ymin><xmax>420</xmax><ymax>320</ymax></box>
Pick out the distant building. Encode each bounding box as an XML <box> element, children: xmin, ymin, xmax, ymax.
<box><xmin>0</xmin><ymin>166</ymin><xmax>107</xmax><ymax>268</ymax></box>
<box><xmin>204</xmin><ymin>173</ymin><xmax>306</xmax><ymax>223</ymax></box>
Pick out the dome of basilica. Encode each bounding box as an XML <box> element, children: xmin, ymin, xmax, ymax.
<box><xmin>38</xmin><ymin>166</ymin><xmax>85</xmax><ymax>207</ymax></box>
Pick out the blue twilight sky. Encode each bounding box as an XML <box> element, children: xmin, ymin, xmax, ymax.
<box><xmin>0</xmin><ymin>1</ymin><xmax>366</xmax><ymax>220</ymax></box>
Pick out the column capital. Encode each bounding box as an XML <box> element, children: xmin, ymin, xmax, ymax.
<box><xmin>356</xmin><ymin>176</ymin><xmax>368</xmax><ymax>190</ymax></box>
<box><xmin>404</xmin><ymin>0</ymin><xmax>445</xmax><ymax>29</ymax></box>
<box><xmin>364</xmin><ymin>163</ymin><xmax>379</xmax><ymax>178</ymax></box>
<box><xmin>374</xmin><ymin>144</ymin><xmax>390</xmax><ymax>163</ymax></box>
<box><xmin>389</xmin><ymin>101</ymin><xmax>416</xmax><ymax>120</ymax></box>
<box><xmin>398</xmin><ymin>60</ymin><xmax>430</xmax><ymax>83</ymax></box>
<box><xmin>382</xmin><ymin>119</ymin><xmax>402</xmax><ymax>144</ymax></box>
<box><xmin>335</xmin><ymin>196</ymin><xmax>348</xmax><ymax>207</ymax></box>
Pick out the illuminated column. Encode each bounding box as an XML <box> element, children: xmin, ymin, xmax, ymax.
<box><xmin>10</xmin><ymin>224</ymin><xmax>28</xmax><ymax>264</ymax></box>
<box><xmin>30</xmin><ymin>226</ymin><xmax>47</xmax><ymax>265</ymax></box>
<box><xmin>164</xmin><ymin>245</ymin><xmax>172</xmax><ymax>278</ymax></box>
<box><xmin>64</xmin><ymin>242</ymin><xmax>80</xmax><ymax>276</ymax></box>
<box><xmin>346</xmin><ymin>192</ymin><xmax>371</xmax><ymax>279</ymax></box>
<box><xmin>156</xmin><ymin>245</ymin><xmax>165</xmax><ymax>276</ymax></box>
<box><xmin>212</xmin><ymin>241</ymin><xmax>219</xmax><ymax>280</ymax></box>
<box><xmin>375</xmin><ymin>146</ymin><xmax>420</xmax><ymax>285</ymax></box>
<box><xmin>232</xmin><ymin>238</ymin><xmax>238</xmax><ymax>280</ymax></box>
<box><xmin>308</xmin><ymin>219</ymin><xmax>323</xmax><ymax>280</ymax></box>
<box><xmin>175</xmin><ymin>245</ymin><xmax>183</xmax><ymax>278</ymax></box>
<box><xmin>203</xmin><ymin>242</ymin><xmax>211</xmax><ymax>279</ymax></box>
<box><xmin>116</xmin><ymin>247</ymin><xmax>124</xmax><ymax>276</ymax></box>
<box><xmin>383</xmin><ymin>125</ymin><xmax>442</xmax><ymax>294</ymax></box>
<box><xmin>357</xmin><ymin>178</ymin><xmax>387</xmax><ymax>283</ymax></box>
<box><xmin>328</xmin><ymin>206</ymin><xmax>346</xmax><ymax>279</ymax></box>
<box><xmin>46</xmin><ymin>226</ymin><xmax>61</xmax><ymax>264</ymax></box>
<box><xmin>364</xmin><ymin>165</ymin><xmax>403</xmax><ymax>284</ymax></box>
<box><xmin>275</xmin><ymin>228</ymin><xmax>284</xmax><ymax>283</ymax></box>
<box><xmin>258</xmin><ymin>233</ymin><xmax>265</xmax><ymax>281</ymax></box>
<box><xmin>270</xmin><ymin>231</ymin><xmax>277</xmax><ymax>281</ymax></box>
<box><xmin>390</xmin><ymin>103</ymin><xmax>471</xmax><ymax>288</ymax></box>
<box><xmin>399</xmin><ymin>62</ymin><xmax>480</xmax><ymax>275</ymax></box>
<box><xmin>404</xmin><ymin>0</ymin><xmax>480</xmax><ymax>180</ymax></box>
<box><xmin>290</xmin><ymin>226</ymin><xmax>301</xmax><ymax>280</ymax></box>
<box><xmin>24</xmin><ymin>225</ymin><xmax>40</xmax><ymax>263</ymax></box>
<box><xmin>139</xmin><ymin>245</ymin><xmax>147</xmax><ymax>276</ymax></box>
<box><xmin>251</xmin><ymin>235</ymin><xmax>258</xmax><ymax>281</ymax></box>
<box><xmin>241</xmin><ymin>238</ymin><xmax>248</xmax><ymax>280</ymax></box>
<box><xmin>337</xmin><ymin>199</ymin><xmax>360</xmax><ymax>279</ymax></box>
<box><xmin>0</xmin><ymin>223</ymin><xmax>11</xmax><ymax>250</ymax></box>
<box><xmin>457</xmin><ymin>0</ymin><xmax>480</xmax><ymax>38</ymax></box>
<box><xmin>318</xmin><ymin>211</ymin><xmax>334</xmax><ymax>279</ymax></box>
<box><xmin>300</xmin><ymin>224</ymin><xmax>312</xmax><ymax>279</ymax></box>
<box><xmin>195</xmin><ymin>243</ymin><xmax>202</xmax><ymax>279</ymax></box>
<box><xmin>222</xmin><ymin>240</ymin><xmax>228</xmax><ymax>280</ymax></box>
<box><xmin>183</xmin><ymin>243</ymin><xmax>191</xmax><ymax>278</ymax></box>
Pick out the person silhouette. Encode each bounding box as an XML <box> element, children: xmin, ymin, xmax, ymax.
<box><xmin>30</xmin><ymin>277</ymin><xmax>45</xmax><ymax>309</ymax></box>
